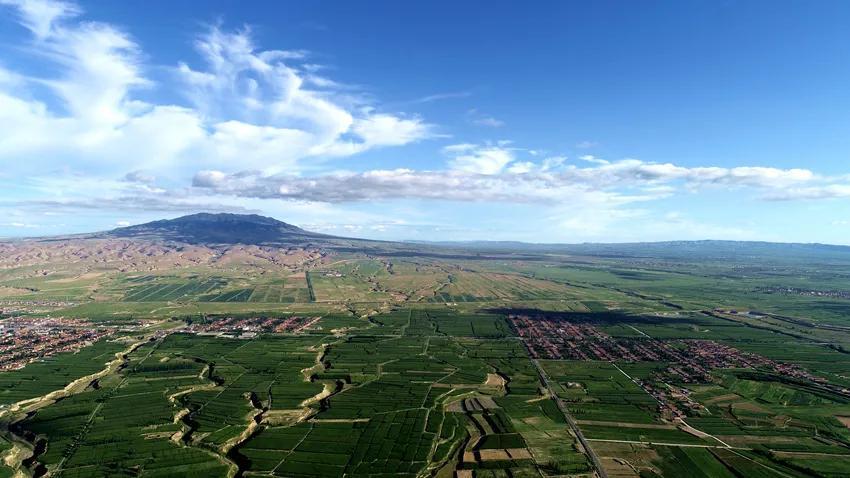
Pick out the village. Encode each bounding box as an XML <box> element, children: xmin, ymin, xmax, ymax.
<box><xmin>184</xmin><ymin>315</ymin><xmax>322</xmax><ymax>337</ymax></box>
<box><xmin>0</xmin><ymin>299</ymin><xmax>79</xmax><ymax>316</ymax></box>
<box><xmin>510</xmin><ymin>313</ymin><xmax>850</xmax><ymax>420</ymax></box>
<box><xmin>0</xmin><ymin>317</ymin><xmax>114</xmax><ymax>371</ymax></box>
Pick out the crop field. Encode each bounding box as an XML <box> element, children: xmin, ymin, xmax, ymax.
<box><xmin>247</xmin><ymin>282</ymin><xmax>312</xmax><ymax>303</ymax></box>
<box><xmin>3</xmin><ymin>302</ymin><xmax>849</xmax><ymax>477</ymax></box>
<box><xmin>429</xmin><ymin>271</ymin><xmax>578</xmax><ymax>303</ymax></box>
<box><xmin>5</xmin><ymin>241</ymin><xmax>850</xmax><ymax>478</ymax></box>
<box><xmin>542</xmin><ymin>360</ymin><xmax>662</xmax><ymax>425</ymax></box>
<box><xmin>14</xmin><ymin>339</ymin><xmax>231</xmax><ymax>478</ymax></box>
<box><xmin>0</xmin><ymin>436</ymin><xmax>13</xmax><ymax>478</ymax></box>
<box><xmin>403</xmin><ymin>309</ymin><xmax>515</xmax><ymax>338</ymax></box>
<box><xmin>0</xmin><ymin>339</ymin><xmax>125</xmax><ymax>406</ymax></box>
<box><xmin>122</xmin><ymin>277</ymin><xmax>227</xmax><ymax>302</ymax></box>
<box><xmin>307</xmin><ymin>271</ymin><xmax>393</xmax><ymax>303</ymax></box>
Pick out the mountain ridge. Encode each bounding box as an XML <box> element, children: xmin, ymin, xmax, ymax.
<box><xmin>103</xmin><ymin>212</ymin><xmax>334</xmax><ymax>246</ymax></box>
<box><xmin>6</xmin><ymin>213</ymin><xmax>850</xmax><ymax>262</ymax></box>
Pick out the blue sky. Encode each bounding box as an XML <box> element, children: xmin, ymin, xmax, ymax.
<box><xmin>1</xmin><ymin>0</ymin><xmax>850</xmax><ymax>243</ymax></box>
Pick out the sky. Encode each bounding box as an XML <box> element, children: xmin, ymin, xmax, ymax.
<box><xmin>1</xmin><ymin>0</ymin><xmax>850</xmax><ymax>244</ymax></box>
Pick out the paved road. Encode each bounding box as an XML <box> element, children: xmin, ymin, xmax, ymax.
<box><xmin>529</xmin><ymin>357</ymin><xmax>609</xmax><ymax>478</ymax></box>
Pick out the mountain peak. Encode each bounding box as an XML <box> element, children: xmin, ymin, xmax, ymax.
<box><xmin>106</xmin><ymin>213</ymin><xmax>321</xmax><ymax>245</ymax></box>
<box><xmin>160</xmin><ymin>212</ymin><xmax>299</xmax><ymax>228</ymax></box>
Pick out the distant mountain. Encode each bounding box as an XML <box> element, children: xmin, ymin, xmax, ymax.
<box><xmin>17</xmin><ymin>213</ymin><xmax>850</xmax><ymax>264</ymax></box>
<box><xmin>413</xmin><ymin>239</ymin><xmax>850</xmax><ymax>264</ymax></box>
<box><xmin>104</xmin><ymin>213</ymin><xmax>333</xmax><ymax>246</ymax></box>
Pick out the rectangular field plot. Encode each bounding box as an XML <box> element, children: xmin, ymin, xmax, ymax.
<box><xmin>542</xmin><ymin>360</ymin><xmax>662</xmax><ymax>425</ymax></box>
<box><xmin>122</xmin><ymin>277</ymin><xmax>225</xmax><ymax>301</ymax></box>
<box><xmin>428</xmin><ymin>271</ymin><xmax>576</xmax><ymax>302</ymax></box>
<box><xmin>199</xmin><ymin>287</ymin><xmax>254</xmax><ymax>302</ymax></box>
<box><xmin>404</xmin><ymin>310</ymin><xmax>515</xmax><ymax>338</ymax></box>
<box><xmin>307</xmin><ymin>271</ymin><xmax>392</xmax><ymax>302</ymax></box>
<box><xmin>246</xmin><ymin>282</ymin><xmax>311</xmax><ymax>303</ymax></box>
<box><xmin>582</xmin><ymin>423</ymin><xmax>710</xmax><ymax>445</ymax></box>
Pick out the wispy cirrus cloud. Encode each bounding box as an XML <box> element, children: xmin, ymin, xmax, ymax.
<box><xmin>410</xmin><ymin>91</ymin><xmax>472</xmax><ymax>104</ymax></box>
<box><xmin>466</xmin><ymin>108</ymin><xmax>504</xmax><ymax>128</ymax></box>
<box><xmin>12</xmin><ymin>196</ymin><xmax>257</xmax><ymax>214</ymax></box>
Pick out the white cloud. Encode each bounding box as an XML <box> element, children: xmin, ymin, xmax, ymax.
<box><xmin>445</xmin><ymin>143</ymin><xmax>515</xmax><ymax>174</ymax></box>
<box><xmin>188</xmin><ymin>158</ymin><xmax>826</xmax><ymax>207</ymax></box>
<box><xmin>0</xmin><ymin>1</ymin><xmax>434</xmax><ymax>176</ymax></box>
<box><xmin>763</xmin><ymin>184</ymin><xmax>850</xmax><ymax>201</ymax></box>
<box><xmin>410</xmin><ymin>91</ymin><xmax>471</xmax><ymax>104</ymax></box>
<box><xmin>442</xmin><ymin>143</ymin><xmax>477</xmax><ymax>153</ymax></box>
<box><xmin>0</xmin><ymin>0</ymin><xmax>79</xmax><ymax>39</ymax></box>
<box><xmin>0</xmin><ymin>221</ymin><xmax>41</xmax><ymax>228</ymax></box>
<box><xmin>580</xmin><ymin>155</ymin><xmax>609</xmax><ymax>165</ymax></box>
<box><xmin>466</xmin><ymin>108</ymin><xmax>504</xmax><ymax>128</ymax></box>
<box><xmin>472</xmin><ymin>116</ymin><xmax>504</xmax><ymax>127</ymax></box>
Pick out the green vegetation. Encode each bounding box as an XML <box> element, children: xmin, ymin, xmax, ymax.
<box><xmin>4</xmin><ymin>235</ymin><xmax>850</xmax><ymax>477</ymax></box>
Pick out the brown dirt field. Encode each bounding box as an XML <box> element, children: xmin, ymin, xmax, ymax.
<box><xmin>262</xmin><ymin>409</ymin><xmax>308</xmax><ymax>426</ymax></box>
<box><xmin>594</xmin><ymin>442</ymin><xmax>659</xmax><ymax>478</ymax></box>
<box><xmin>836</xmin><ymin>416</ymin><xmax>850</xmax><ymax>428</ymax></box>
<box><xmin>505</xmin><ymin>448</ymin><xmax>532</xmax><ymax>459</ymax></box>
<box><xmin>478</xmin><ymin>449</ymin><xmax>510</xmax><ymax>461</ymax></box>
<box><xmin>484</xmin><ymin>373</ymin><xmax>506</xmax><ymax>388</ymax></box>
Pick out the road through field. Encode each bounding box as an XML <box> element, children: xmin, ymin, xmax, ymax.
<box><xmin>528</xmin><ymin>357</ymin><xmax>609</xmax><ymax>478</ymax></box>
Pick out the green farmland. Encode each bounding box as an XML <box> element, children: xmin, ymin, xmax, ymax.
<box><xmin>4</xmin><ymin>234</ymin><xmax>850</xmax><ymax>477</ymax></box>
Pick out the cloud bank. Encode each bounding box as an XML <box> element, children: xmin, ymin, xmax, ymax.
<box><xmin>191</xmin><ymin>156</ymin><xmax>825</xmax><ymax>205</ymax></box>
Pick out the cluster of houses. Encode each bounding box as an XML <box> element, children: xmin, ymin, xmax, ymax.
<box><xmin>510</xmin><ymin>313</ymin><xmax>850</xmax><ymax>420</ymax></box>
<box><xmin>510</xmin><ymin>314</ymin><xmax>685</xmax><ymax>362</ymax></box>
<box><xmin>0</xmin><ymin>317</ymin><xmax>113</xmax><ymax>371</ymax></box>
<box><xmin>755</xmin><ymin>286</ymin><xmax>850</xmax><ymax>299</ymax></box>
<box><xmin>0</xmin><ymin>299</ymin><xmax>77</xmax><ymax>316</ymax></box>
<box><xmin>185</xmin><ymin>315</ymin><xmax>322</xmax><ymax>337</ymax></box>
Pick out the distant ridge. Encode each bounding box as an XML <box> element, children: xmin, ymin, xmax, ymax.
<box><xmin>409</xmin><ymin>239</ymin><xmax>850</xmax><ymax>261</ymax></box>
<box><xmin>12</xmin><ymin>213</ymin><xmax>850</xmax><ymax>263</ymax></box>
<box><xmin>104</xmin><ymin>213</ymin><xmax>332</xmax><ymax>246</ymax></box>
